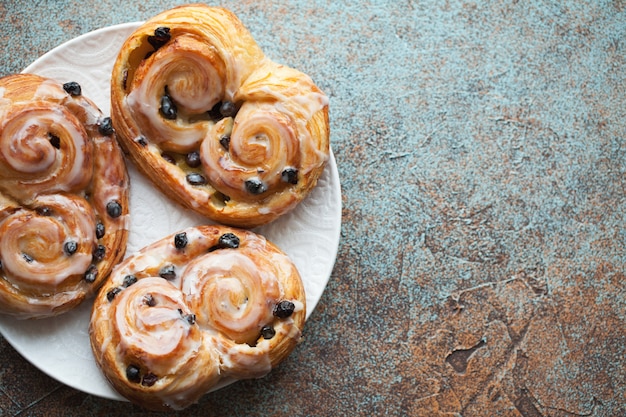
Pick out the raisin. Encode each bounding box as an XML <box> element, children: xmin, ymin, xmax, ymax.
<box><xmin>217</xmin><ymin>233</ymin><xmax>239</xmax><ymax>249</ymax></box>
<box><xmin>207</xmin><ymin>101</ymin><xmax>223</xmax><ymax>121</ymax></box>
<box><xmin>245</xmin><ymin>178</ymin><xmax>267</xmax><ymax>195</ymax></box>
<box><xmin>141</xmin><ymin>373</ymin><xmax>158</xmax><ymax>387</ymax></box>
<box><xmin>273</xmin><ymin>300</ymin><xmax>296</xmax><ymax>318</ymax></box>
<box><xmin>95</xmin><ymin>222</ymin><xmax>105</xmax><ymax>239</ymax></box>
<box><xmin>98</xmin><ymin>117</ymin><xmax>115</xmax><ymax>136</ymax></box>
<box><xmin>220</xmin><ymin>101</ymin><xmax>236</xmax><ymax>117</ymax></box>
<box><xmin>106</xmin><ymin>200</ymin><xmax>122</xmax><ymax>218</ymax></box>
<box><xmin>174</xmin><ymin>232</ymin><xmax>188</xmax><ymax>249</ymax></box>
<box><xmin>143</xmin><ymin>294</ymin><xmax>156</xmax><ymax>307</ymax></box>
<box><xmin>261</xmin><ymin>325</ymin><xmax>276</xmax><ymax>339</ymax></box>
<box><xmin>159</xmin><ymin>264</ymin><xmax>176</xmax><ymax>280</ymax></box>
<box><xmin>48</xmin><ymin>133</ymin><xmax>61</xmax><ymax>149</ymax></box>
<box><xmin>37</xmin><ymin>206</ymin><xmax>52</xmax><ymax>216</ymax></box>
<box><xmin>126</xmin><ymin>365</ymin><xmax>141</xmax><ymax>383</ymax></box>
<box><xmin>148</xmin><ymin>26</ymin><xmax>171</xmax><ymax>50</ymax></box>
<box><xmin>63</xmin><ymin>81</ymin><xmax>81</xmax><ymax>96</ymax></box>
<box><xmin>179</xmin><ymin>309</ymin><xmax>196</xmax><ymax>325</ymax></box>
<box><xmin>186</xmin><ymin>173</ymin><xmax>207</xmax><ymax>186</ymax></box>
<box><xmin>219</xmin><ymin>134</ymin><xmax>230</xmax><ymax>151</ymax></box>
<box><xmin>154</xmin><ymin>27</ymin><xmax>170</xmax><ymax>39</ymax></box>
<box><xmin>185</xmin><ymin>151</ymin><xmax>201</xmax><ymax>168</ymax></box>
<box><xmin>123</xmin><ymin>274</ymin><xmax>137</xmax><ymax>287</ymax></box>
<box><xmin>136</xmin><ymin>136</ymin><xmax>147</xmax><ymax>147</ymax></box>
<box><xmin>107</xmin><ymin>287</ymin><xmax>122</xmax><ymax>302</ymax></box>
<box><xmin>64</xmin><ymin>241</ymin><xmax>78</xmax><ymax>256</ymax></box>
<box><xmin>160</xmin><ymin>87</ymin><xmax>177</xmax><ymax>120</ymax></box>
<box><xmin>162</xmin><ymin>153</ymin><xmax>176</xmax><ymax>164</ymax></box>
<box><xmin>281</xmin><ymin>167</ymin><xmax>299</xmax><ymax>185</ymax></box>
<box><xmin>84</xmin><ymin>264</ymin><xmax>98</xmax><ymax>283</ymax></box>
<box><xmin>92</xmin><ymin>244</ymin><xmax>106</xmax><ymax>262</ymax></box>
<box><xmin>22</xmin><ymin>253</ymin><xmax>33</xmax><ymax>263</ymax></box>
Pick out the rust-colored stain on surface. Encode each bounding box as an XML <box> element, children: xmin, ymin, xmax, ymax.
<box><xmin>1</xmin><ymin>1</ymin><xmax>625</xmax><ymax>416</ymax></box>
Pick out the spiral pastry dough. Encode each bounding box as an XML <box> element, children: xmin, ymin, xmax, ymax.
<box><xmin>90</xmin><ymin>225</ymin><xmax>306</xmax><ymax>411</ymax></box>
<box><xmin>0</xmin><ymin>73</ymin><xmax>129</xmax><ymax>319</ymax></box>
<box><xmin>110</xmin><ymin>5</ymin><xmax>330</xmax><ymax>228</ymax></box>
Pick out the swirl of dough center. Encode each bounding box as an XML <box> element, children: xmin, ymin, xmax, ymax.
<box><xmin>200</xmin><ymin>103</ymin><xmax>299</xmax><ymax>201</ymax></box>
<box><xmin>0</xmin><ymin>73</ymin><xmax>130</xmax><ymax>319</ymax></box>
<box><xmin>112</xmin><ymin>277</ymin><xmax>202</xmax><ymax>376</ymax></box>
<box><xmin>0</xmin><ymin>103</ymin><xmax>92</xmax><ymax>200</ymax></box>
<box><xmin>182</xmin><ymin>250</ymin><xmax>280</xmax><ymax>344</ymax></box>
<box><xmin>0</xmin><ymin>194</ymin><xmax>95</xmax><ymax>292</ymax></box>
<box><xmin>110</xmin><ymin>5</ymin><xmax>330</xmax><ymax>228</ymax></box>
<box><xmin>126</xmin><ymin>35</ymin><xmax>226</xmax><ymax>153</ymax></box>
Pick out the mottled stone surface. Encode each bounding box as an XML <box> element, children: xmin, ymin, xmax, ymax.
<box><xmin>1</xmin><ymin>1</ymin><xmax>625</xmax><ymax>416</ymax></box>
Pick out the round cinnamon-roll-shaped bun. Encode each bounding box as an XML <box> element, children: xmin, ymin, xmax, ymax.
<box><xmin>0</xmin><ymin>73</ymin><xmax>130</xmax><ymax>319</ymax></box>
<box><xmin>110</xmin><ymin>5</ymin><xmax>330</xmax><ymax>228</ymax></box>
<box><xmin>90</xmin><ymin>225</ymin><xmax>306</xmax><ymax>411</ymax></box>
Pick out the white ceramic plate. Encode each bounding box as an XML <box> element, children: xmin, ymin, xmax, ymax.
<box><xmin>0</xmin><ymin>23</ymin><xmax>341</xmax><ymax>401</ymax></box>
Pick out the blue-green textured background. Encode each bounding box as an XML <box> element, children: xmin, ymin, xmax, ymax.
<box><xmin>1</xmin><ymin>1</ymin><xmax>625</xmax><ymax>416</ymax></box>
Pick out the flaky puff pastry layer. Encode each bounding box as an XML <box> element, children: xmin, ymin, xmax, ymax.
<box><xmin>111</xmin><ymin>4</ymin><xmax>330</xmax><ymax>228</ymax></box>
<box><xmin>0</xmin><ymin>73</ymin><xmax>129</xmax><ymax>319</ymax></box>
<box><xmin>90</xmin><ymin>225</ymin><xmax>306</xmax><ymax>411</ymax></box>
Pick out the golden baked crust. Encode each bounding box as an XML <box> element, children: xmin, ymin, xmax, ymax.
<box><xmin>89</xmin><ymin>225</ymin><xmax>306</xmax><ymax>411</ymax></box>
<box><xmin>111</xmin><ymin>4</ymin><xmax>330</xmax><ymax>228</ymax></box>
<box><xmin>0</xmin><ymin>73</ymin><xmax>129</xmax><ymax>319</ymax></box>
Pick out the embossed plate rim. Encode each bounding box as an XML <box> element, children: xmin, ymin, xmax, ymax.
<box><xmin>0</xmin><ymin>22</ymin><xmax>341</xmax><ymax>401</ymax></box>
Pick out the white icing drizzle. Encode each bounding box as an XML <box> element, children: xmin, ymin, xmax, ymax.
<box><xmin>118</xmin><ymin>21</ymin><xmax>328</xmax><ymax>222</ymax></box>
<box><xmin>219</xmin><ymin>338</ymin><xmax>272</xmax><ymax>378</ymax></box>
<box><xmin>292</xmin><ymin>299</ymin><xmax>305</xmax><ymax>313</ymax></box>
<box><xmin>182</xmin><ymin>250</ymin><xmax>278</xmax><ymax>344</ymax></box>
<box><xmin>91</xmin><ymin>224</ymin><xmax>305</xmax><ymax>408</ymax></box>
<box><xmin>114</xmin><ymin>277</ymin><xmax>201</xmax><ymax>374</ymax></box>
<box><xmin>124</xmin><ymin>36</ymin><xmax>227</xmax><ymax>152</ymax></box>
<box><xmin>199</xmin><ymin>103</ymin><xmax>296</xmax><ymax>199</ymax></box>
<box><xmin>0</xmin><ymin>105</ymin><xmax>91</xmax><ymax>195</ymax></box>
<box><xmin>0</xmin><ymin>73</ymin><xmax>129</xmax><ymax>319</ymax></box>
<box><xmin>70</xmin><ymin>96</ymin><xmax>102</xmax><ymax>127</ymax></box>
<box><xmin>33</xmin><ymin>79</ymin><xmax>67</xmax><ymax>101</ymax></box>
<box><xmin>250</xmin><ymin>80</ymin><xmax>330</xmax><ymax>173</ymax></box>
<box><xmin>0</xmin><ymin>193</ymin><xmax>95</xmax><ymax>289</ymax></box>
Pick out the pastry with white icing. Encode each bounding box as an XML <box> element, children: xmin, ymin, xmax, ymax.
<box><xmin>89</xmin><ymin>225</ymin><xmax>306</xmax><ymax>410</ymax></box>
<box><xmin>0</xmin><ymin>73</ymin><xmax>129</xmax><ymax>319</ymax></box>
<box><xmin>110</xmin><ymin>5</ymin><xmax>330</xmax><ymax>228</ymax></box>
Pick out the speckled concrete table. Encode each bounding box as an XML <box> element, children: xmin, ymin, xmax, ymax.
<box><xmin>1</xmin><ymin>1</ymin><xmax>625</xmax><ymax>416</ymax></box>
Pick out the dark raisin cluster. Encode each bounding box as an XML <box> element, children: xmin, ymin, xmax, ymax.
<box><xmin>106</xmin><ymin>274</ymin><xmax>138</xmax><ymax>301</ymax></box>
<box><xmin>126</xmin><ymin>364</ymin><xmax>158</xmax><ymax>387</ymax></box>
<box><xmin>260</xmin><ymin>301</ymin><xmax>297</xmax><ymax>340</ymax></box>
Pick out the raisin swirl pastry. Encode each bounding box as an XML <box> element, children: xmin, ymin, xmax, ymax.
<box><xmin>90</xmin><ymin>225</ymin><xmax>305</xmax><ymax>411</ymax></box>
<box><xmin>0</xmin><ymin>73</ymin><xmax>129</xmax><ymax>319</ymax></box>
<box><xmin>110</xmin><ymin>5</ymin><xmax>330</xmax><ymax>228</ymax></box>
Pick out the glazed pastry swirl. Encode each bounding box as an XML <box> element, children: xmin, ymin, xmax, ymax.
<box><xmin>111</xmin><ymin>4</ymin><xmax>330</xmax><ymax>227</ymax></box>
<box><xmin>0</xmin><ymin>102</ymin><xmax>92</xmax><ymax>199</ymax></box>
<box><xmin>102</xmin><ymin>277</ymin><xmax>220</xmax><ymax>411</ymax></box>
<box><xmin>181</xmin><ymin>233</ymin><xmax>304</xmax><ymax>380</ymax></box>
<box><xmin>90</xmin><ymin>225</ymin><xmax>305</xmax><ymax>411</ymax></box>
<box><xmin>0</xmin><ymin>73</ymin><xmax>129</xmax><ymax>319</ymax></box>
<box><xmin>0</xmin><ymin>195</ymin><xmax>95</xmax><ymax>293</ymax></box>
